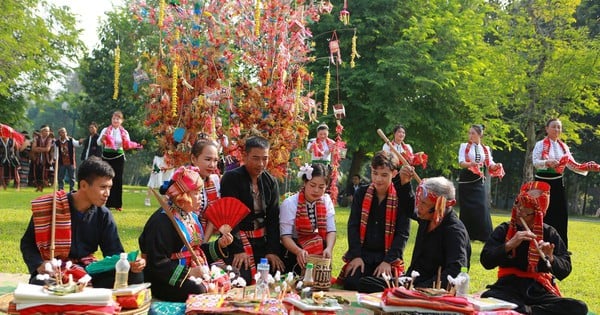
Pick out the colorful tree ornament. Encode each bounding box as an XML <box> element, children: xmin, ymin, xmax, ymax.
<box><xmin>112</xmin><ymin>42</ymin><xmax>120</xmax><ymax>100</ymax></box>
<box><xmin>339</xmin><ymin>0</ymin><xmax>350</xmax><ymax>25</ymax></box>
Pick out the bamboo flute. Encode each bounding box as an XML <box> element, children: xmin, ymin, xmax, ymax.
<box><xmin>519</xmin><ymin>217</ymin><xmax>552</xmax><ymax>269</ymax></box>
<box><xmin>376</xmin><ymin>129</ymin><xmax>421</xmax><ymax>183</ymax></box>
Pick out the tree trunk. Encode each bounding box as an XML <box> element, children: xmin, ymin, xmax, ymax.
<box><xmin>523</xmin><ymin>120</ymin><xmax>536</xmax><ymax>182</ymax></box>
<box><xmin>348</xmin><ymin>148</ymin><xmax>367</xmax><ymax>181</ymax></box>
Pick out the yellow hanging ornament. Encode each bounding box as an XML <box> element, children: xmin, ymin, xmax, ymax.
<box><xmin>171</xmin><ymin>58</ymin><xmax>179</xmax><ymax>118</ymax></box>
<box><xmin>350</xmin><ymin>33</ymin><xmax>360</xmax><ymax>68</ymax></box>
<box><xmin>323</xmin><ymin>70</ymin><xmax>330</xmax><ymax>116</ymax></box>
<box><xmin>158</xmin><ymin>0</ymin><xmax>166</xmax><ymax>27</ymax></box>
<box><xmin>112</xmin><ymin>44</ymin><xmax>120</xmax><ymax>100</ymax></box>
<box><xmin>254</xmin><ymin>0</ymin><xmax>261</xmax><ymax>37</ymax></box>
<box><xmin>295</xmin><ymin>72</ymin><xmax>302</xmax><ymax>115</ymax></box>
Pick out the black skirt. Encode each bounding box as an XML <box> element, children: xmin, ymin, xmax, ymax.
<box><xmin>458</xmin><ymin>169</ymin><xmax>492</xmax><ymax>242</ymax></box>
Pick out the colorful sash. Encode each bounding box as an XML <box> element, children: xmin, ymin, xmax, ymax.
<box><xmin>498</xmin><ymin>267</ymin><xmax>561</xmax><ymax>297</ymax></box>
<box><xmin>102</xmin><ymin>125</ymin><xmax>143</xmax><ymax>150</ymax></box>
<box><xmin>169</xmin><ymin>209</ymin><xmax>207</xmax><ymax>266</ymax></box>
<box><xmin>199</xmin><ymin>176</ymin><xmax>219</xmax><ymax>229</ymax></box>
<box><xmin>464</xmin><ymin>142</ymin><xmax>504</xmax><ymax>179</ymax></box>
<box><xmin>239</xmin><ymin>229</ymin><xmax>262</xmax><ymax>283</ymax></box>
<box><xmin>295</xmin><ymin>190</ymin><xmax>327</xmax><ymax>255</ymax></box>
<box><xmin>311</xmin><ymin>138</ymin><xmax>335</xmax><ymax>159</ymax></box>
<box><xmin>360</xmin><ymin>184</ymin><xmax>397</xmax><ymax>254</ymax></box>
<box><xmin>541</xmin><ymin>137</ymin><xmax>600</xmax><ymax>175</ymax></box>
<box><xmin>32</xmin><ymin>190</ymin><xmax>71</xmax><ymax>260</ymax></box>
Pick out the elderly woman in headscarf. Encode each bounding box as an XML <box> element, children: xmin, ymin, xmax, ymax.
<box><xmin>480</xmin><ymin>181</ymin><xmax>587</xmax><ymax>315</ymax></box>
<box><xmin>402</xmin><ymin>175</ymin><xmax>472</xmax><ymax>289</ymax></box>
<box><xmin>139</xmin><ymin>165</ymin><xmax>234</xmax><ymax>302</ymax></box>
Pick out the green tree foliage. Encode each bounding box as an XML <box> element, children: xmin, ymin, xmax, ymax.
<box><xmin>0</xmin><ymin>0</ymin><xmax>83</xmax><ymax>125</ymax></box>
<box><xmin>78</xmin><ymin>3</ymin><xmax>160</xmax><ymax>184</ymax></box>
<box><xmin>486</xmin><ymin>0</ymin><xmax>600</xmax><ymax>182</ymax></box>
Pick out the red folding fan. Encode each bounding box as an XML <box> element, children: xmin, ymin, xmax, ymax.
<box><xmin>203</xmin><ymin>197</ymin><xmax>251</xmax><ymax>234</ymax></box>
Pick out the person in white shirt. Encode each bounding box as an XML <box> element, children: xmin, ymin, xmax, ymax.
<box><xmin>280</xmin><ymin>163</ymin><xmax>336</xmax><ymax>274</ymax></box>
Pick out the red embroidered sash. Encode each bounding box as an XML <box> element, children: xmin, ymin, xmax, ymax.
<box><xmin>32</xmin><ymin>190</ymin><xmax>71</xmax><ymax>260</ymax></box>
<box><xmin>295</xmin><ymin>190</ymin><xmax>328</xmax><ymax>255</ymax></box>
<box><xmin>498</xmin><ymin>267</ymin><xmax>561</xmax><ymax>297</ymax></box>
<box><xmin>541</xmin><ymin>137</ymin><xmax>600</xmax><ymax>175</ymax></box>
<box><xmin>199</xmin><ymin>177</ymin><xmax>219</xmax><ymax>229</ymax></box>
<box><xmin>464</xmin><ymin>142</ymin><xmax>505</xmax><ymax>178</ymax></box>
<box><xmin>239</xmin><ymin>230</ymin><xmax>258</xmax><ymax>283</ymax></box>
<box><xmin>360</xmin><ymin>184</ymin><xmax>397</xmax><ymax>254</ymax></box>
<box><xmin>312</xmin><ymin>138</ymin><xmax>335</xmax><ymax>158</ymax></box>
<box><xmin>103</xmin><ymin>125</ymin><xmax>143</xmax><ymax>150</ymax></box>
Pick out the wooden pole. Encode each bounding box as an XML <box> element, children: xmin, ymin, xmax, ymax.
<box><xmin>376</xmin><ymin>129</ymin><xmax>421</xmax><ymax>183</ymax></box>
<box><xmin>50</xmin><ymin>146</ymin><xmax>60</xmax><ymax>260</ymax></box>
<box><xmin>150</xmin><ymin>188</ymin><xmax>204</xmax><ymax>266</ymax></box>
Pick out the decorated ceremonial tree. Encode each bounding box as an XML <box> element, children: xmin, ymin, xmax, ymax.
<box><xmin>129</xmin><ymin>0</ymin><xmax>348</xmax><ymax>200</ymax></box>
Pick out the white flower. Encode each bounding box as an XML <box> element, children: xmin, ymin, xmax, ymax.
<box><xmin>201</xmin><ymin>265</ymin><xmax>210</xmax><ymax>274</ymax></box>
<box><xmin>208</xmin><ymin>283</ymin><xmax>217</xmax><ymax>291</ymax></box>
<box><xmin>237</xmin><ymin>278</ymin><xmax>247</xmax><ymax>287</ymax></box>
<box><xmin>36</xmin><ymin>274</ymin><xmax>50</xmax><ymax>281</ymax></box>
<box><xmin>229</xmin><ymin>272</ymin><xmax>236</xmax><ymax>279</ymax></box>
<box><xmin>267</xmin><ymin>274</ymin><xmax>275</xmax><ymax>284</ymax></box>
<box><xmin>286</xmin><ymin>272</ymin><xmax>294</xmax><ymax>283</ymax></box>
<box><xmin>274</xmin><ymin>270</ymin><xmax>281</xmax><ymax>282</ymax></box>
<box><xmin>411</xmin><ymin>270</ymin><xmax>420</xmax><ymax>278</ymax></box>
<box><xmin>274</xmin><ymin>286</ymin><xmax>281</xmax><ymax>293</ymax></box>
<box><xmin>78</xmin><ymin>274</ymin><xmax>91</xmax><ymax>284</ymax></box>
<box><xmin>45</xmin><ymin>262</ymin><xmax>54</xmax><ymax>274</ymax></box>
<box><xmin>65</xmin><ymin>261</ymin><xmax>72</xmax><ymax>270</ymax></box>
<box><xmin>297</xmin><ymin>163</ymin><xmax>314</xmax><ymax>180</ymax></box>
<box><xmin>203</xmin><ymin>274</ymin><xmax>211</xmax><ymax>281</ymax></box>
<box><xmin>226</xmin><ymin>265</ymin><xmax>233</xmax><ymax>271</ymax></box>
<box><xmin>296</xmin><ymin>281</ymin><xmax>303</xmax><ymax>289</ymax></box>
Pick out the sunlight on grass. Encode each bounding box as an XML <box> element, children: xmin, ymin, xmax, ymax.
<box><xmin>1</xmin><ymin>186</ymin><xmax>598</xmax><ymax>312</ymax></box>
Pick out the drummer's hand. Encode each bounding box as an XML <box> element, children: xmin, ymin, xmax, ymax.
<box><xmin>218</xmin><ymin>233</ymin><xmax>234</xmax><ymax>248</ymax></box>
<box><xmin>130</xmin><ymin>258</ymin><xmax>146</xmax><ymax>273</ymax></box>
<box><xmin>232</xmin><ymin>252</ymin><xmax>249</xmax><ymax>271</ymax></box>
<box><xmin>345</xmin><ymin>257</ymin><xmax>364</xmax><ymax>277</ymax></box>
<box><xmin>399</xmin><ymin>165</ymin><xmax>414</xmax><ymax>184</ymax></box>
<box><xmin>266</xmin><ymin>253</ymin><xmax>285</xmax><ymax>272</ymax></box>
<box><xmin>373</xmin><ymin>261</ymin><xmax>391</xmax><ymax>278</ymax></box>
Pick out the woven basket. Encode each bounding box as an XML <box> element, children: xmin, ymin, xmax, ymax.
<box><xmin>306</xmin><ymin>254</ymin><xmax>332</xmax><ymax>291</ymax></box>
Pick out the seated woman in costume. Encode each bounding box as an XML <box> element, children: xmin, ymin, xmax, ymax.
<box><xmin>280</xmin><ymin>163</ymin><xmax>336</xmax><ymax>274</ymax></box>
<box><xmin>139</xmin><ymin>166</ymin><xmax>233</xmax><ymax>302</ymax></box>
<box><xmin>480</xmin><ymin>181</ymin><xmax>587</xmax><ymax>315</ymax></box>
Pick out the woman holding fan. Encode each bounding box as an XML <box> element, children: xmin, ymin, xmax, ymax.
<box><xmin>139</xmin><ymin>165</ymin><xmax>233</xmax><ymax>302</ymax></box>
<box><xmin>279</xmin><ymin>163</ymin><xmax>336</xmax><ymax>274</ymax></box>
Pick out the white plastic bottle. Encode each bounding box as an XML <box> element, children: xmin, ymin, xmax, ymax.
<box><xmin>255</xmin><ymin>258</ymin><xmax>270</xmax><ymax>298</ymax></box>
<box><xmin>303</xmin><ymin>262</ymin><xmax>314</xmax><ymax>287</ymax></box>
<box><xmin>455</xmin><ymin>266</ymin><xmax>470</xmax><ymax>297</ymax></box>
<box><xmin>113</xmin><ymin>253</ymin><xmax>130</xmax><ymax>289</ymax></box>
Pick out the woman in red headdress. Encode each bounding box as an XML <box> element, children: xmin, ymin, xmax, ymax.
<box><xmin>480</xmin><ymin>181</ymin><xmax>588</xmax><ymax>315</ymax></box>
<box><xmin>139</xmin><ymin>165</ymin><xmax>233</xmax><ymax>302</ymax></box>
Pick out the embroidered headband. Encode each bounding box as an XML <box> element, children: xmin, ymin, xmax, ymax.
<box><xmin>166</xmin><ymin>166</ymin><xmax>203</xmax><ymax>199</ymax></box>
<box><xmin>415</xmin><ymin>181</ymin><xmax>457</xmax><ymax>209</ymax></box>
<box><xmin>297</xmin><ymin>163</ymin><xmax>314</xmax><ymax>180</ymax></box>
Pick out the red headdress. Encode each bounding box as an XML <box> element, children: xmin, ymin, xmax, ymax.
<box><xmin>506</xmin><ymin>181</ymin><xmax>550</xmax><ymax>272</ymax></box>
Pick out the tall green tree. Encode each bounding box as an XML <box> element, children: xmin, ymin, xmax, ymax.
<box><xmin>0</xmin><ymin>0</ymin><xmax>83</xmax><ymax>126</ymax></box>
<box><xmin>78</xmin><ymin>3</ymin><xmax>159</xmax><ymax>184</ymax></box>
<box><xmin>487</xmin><ymin>0</ymin><xmax>600</xmax><ymax>182</ymax></box>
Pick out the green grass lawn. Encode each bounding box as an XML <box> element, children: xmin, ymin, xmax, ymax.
<box><xmin>1</xmin><ymin>186</ymin><xmax>598</xmax><ymax>312</ymax></box>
